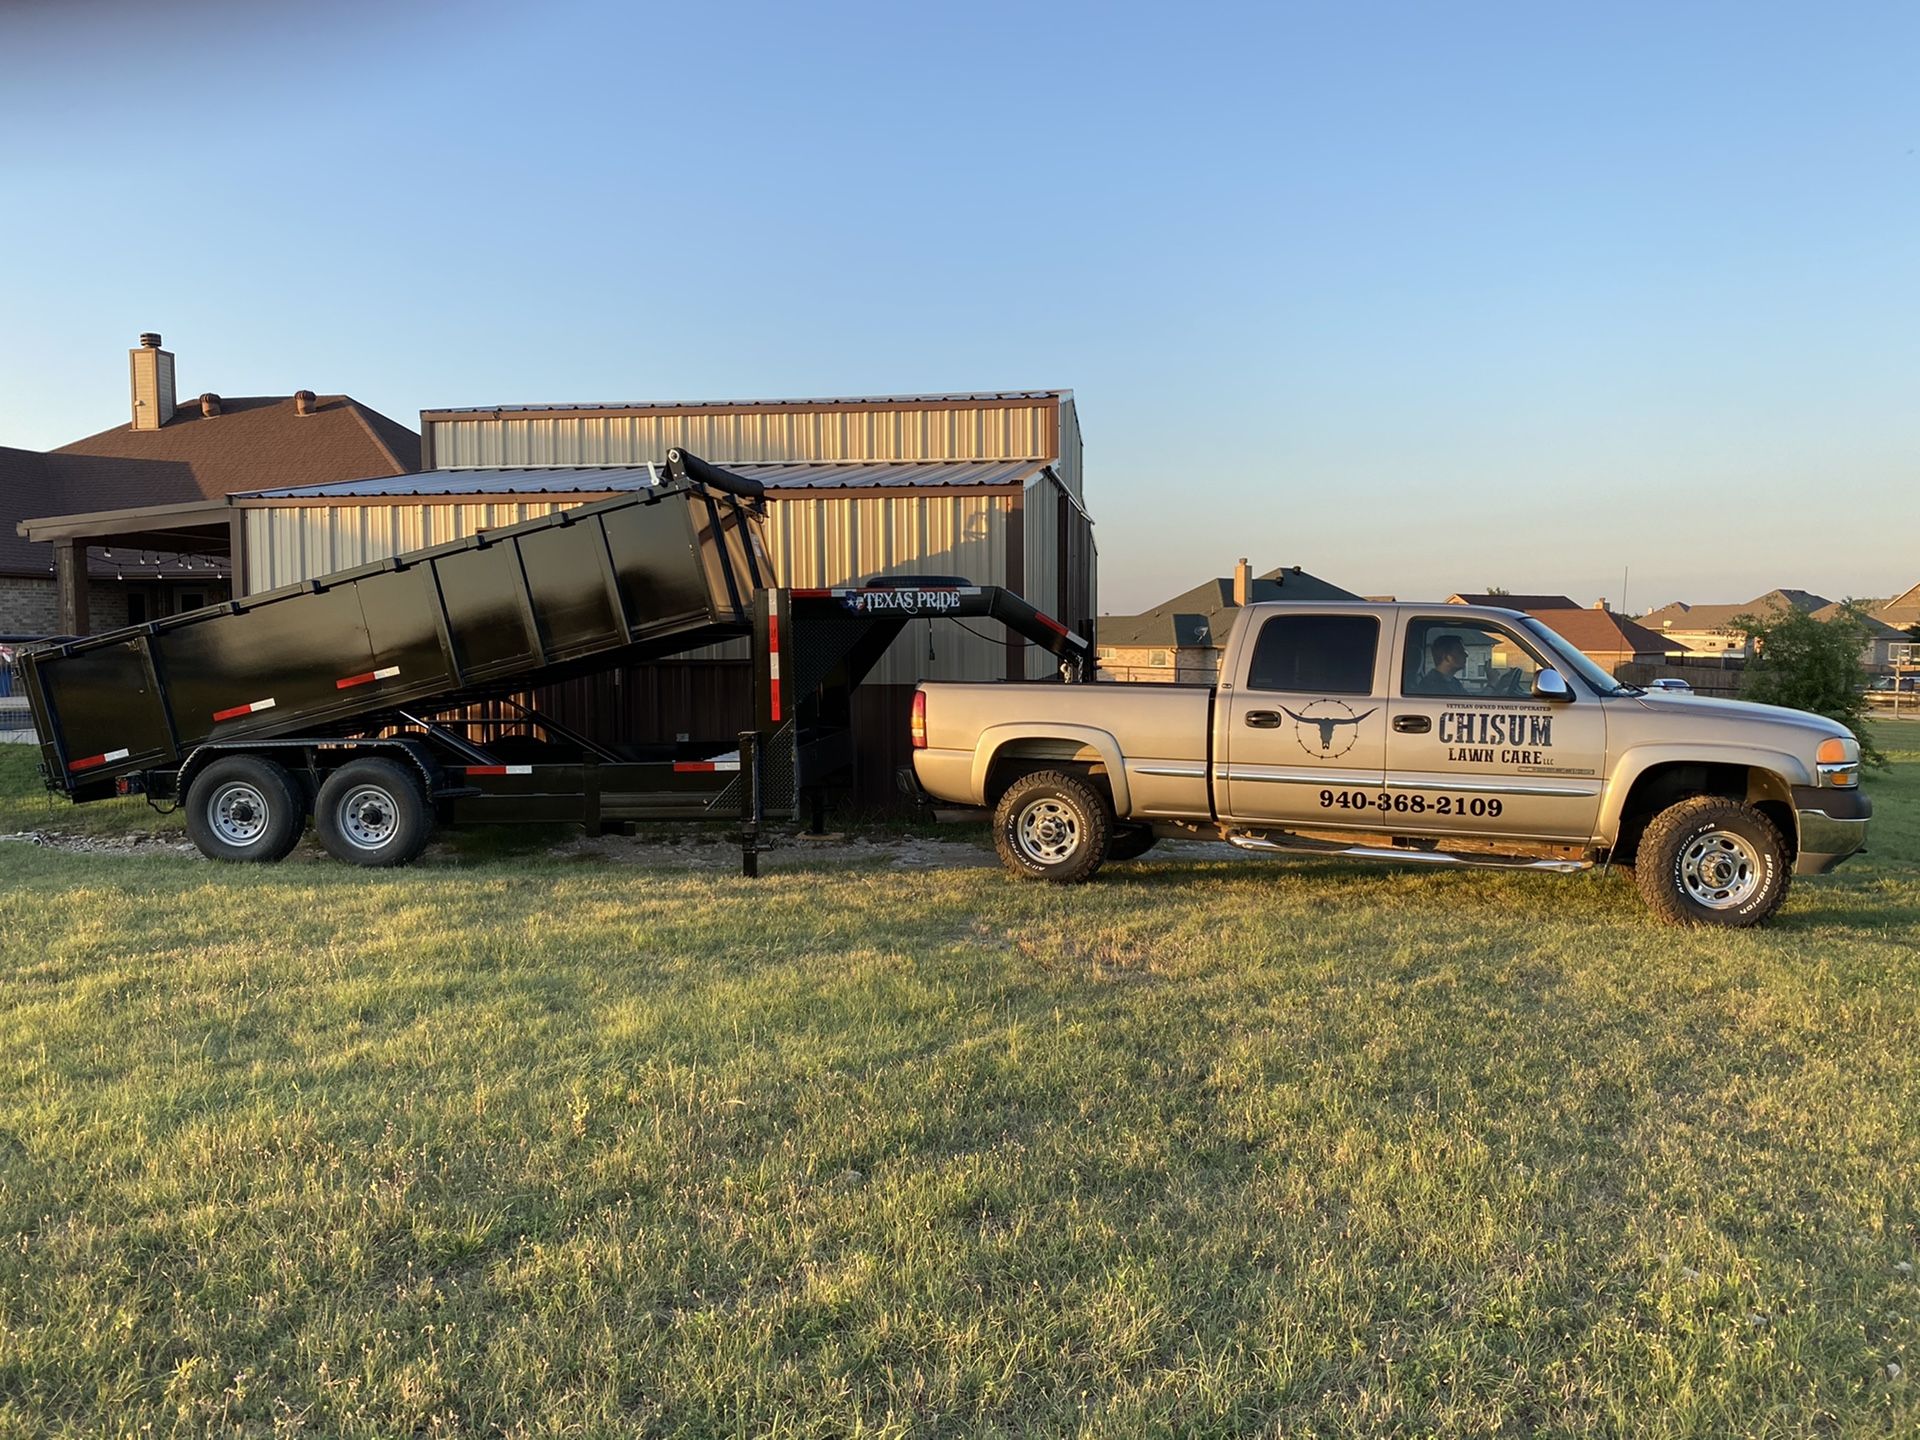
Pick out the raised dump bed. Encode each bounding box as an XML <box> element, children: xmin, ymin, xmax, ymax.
<box><xmin>24</xmin><ymin>450</ymin><xmax>769</xmax><ymax>801</ymax></box>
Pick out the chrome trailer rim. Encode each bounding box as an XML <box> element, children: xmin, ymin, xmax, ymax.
<box><xmin>1680</xmin><ymin>829</ymin><xmax>1762</xmax><ymax>909</ymax></box>
<box><xmin>209</xmin><ymin>782</ymin><xmax>271</xmax><ymax>847</ymax></box>
<box><xmin>339</xmin><ymin>786</ymin><xmax>400</xmax><ymax>851</ymax></box>
<box><xmin>1015</xmin><ymin>797</ymin><xmax>1081</xmax><ymax>864</ymax></box>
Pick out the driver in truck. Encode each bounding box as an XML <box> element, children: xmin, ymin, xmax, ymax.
<box><xmin>1419</xmin><ymin>634</ymin><xmax>1469</xmax><ymax>695</ymax></box>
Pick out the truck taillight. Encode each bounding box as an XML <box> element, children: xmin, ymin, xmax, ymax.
<box><xmin>911</xmin><ymin>690</ymin><xmax>927</xmax><ymax>749</ymax></box>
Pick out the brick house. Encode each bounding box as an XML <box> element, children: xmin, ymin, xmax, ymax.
<box><xmin>1097</xmin><ymin>559</ymin><xmax>1361</xmax><ymax>682</ymax></box>
<box><xmin>2</xmin><ymin>334</ymin><xmax>419</xmax><ymax>637</ymax></box>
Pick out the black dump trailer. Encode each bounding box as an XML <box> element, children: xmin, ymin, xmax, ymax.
<box><xmin>20</xmin><ymin>450</ymin><xmax>1092</xmax><ymax>871</ymax></box>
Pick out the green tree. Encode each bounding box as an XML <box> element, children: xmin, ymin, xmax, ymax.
<box><xmin>1734</xmin><ymin>601</ymin><xmax>1885</xmax><ymax>766</ymax></box>
<box><xmin>1483</xmin><ymin>584</ymin><xmax>1510</xmax><ymax>596</ymax></box>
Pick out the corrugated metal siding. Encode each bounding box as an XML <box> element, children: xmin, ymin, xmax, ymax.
<box><xmin>426</xmin><ymin>405</ymin><xmax>1058</xmax><ymax>470</ymax></box>
<box><xmin>1057</xmin><ymin>398</ymin><xmax>1083</xmax><ymax>501</ymax></box>
<box><xmin>242</xmin><ymin>492</ymin><xmax>1030</xmax><ymax>685</ymax></box>
<box><xmin>1023</xmin><ymin>475</ymin><xmax>1058</xmax><ymax>679</ymax></box>
<box><xmin>242</xmin><ymin>502</ymin><xmax>568</xmax><ymax>594</ymax></box>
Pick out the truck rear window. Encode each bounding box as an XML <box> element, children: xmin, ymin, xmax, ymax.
<box><xmin>1245</xmin><ymin>614</ymin><xmax>1378</xmax><ymax>695</ymax></box>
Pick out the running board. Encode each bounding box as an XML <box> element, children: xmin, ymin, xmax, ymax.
<box><xmin>1227</xmin><ymin>833</ymin><xmax>1592</xmax><ymax>873</ymax></box>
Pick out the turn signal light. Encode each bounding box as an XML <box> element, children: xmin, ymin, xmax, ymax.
<box><xmin>1816</xmin><ymin>738</ymin><xmax>1852</xmax><ymax>765</ymax></box>
<box><xmin>910</xmin><ymin>690</ymin><xmax>927</xmax><ymax>749</ymax></box>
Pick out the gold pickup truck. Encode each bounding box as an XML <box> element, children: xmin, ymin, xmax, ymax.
<box><xmin>909</xmin><ymin>602</ymin><xmax>1871</xmax><ymax>926</ymax></box>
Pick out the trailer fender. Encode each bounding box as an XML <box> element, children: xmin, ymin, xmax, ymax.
<box><xmin>177</xmin><ymin>738</ymin><xmax>443</xmax><ymax>807</ymax></box>
<box><xmin>972</xmin><ymin>724</ymin><xmax>1132</xmax><ymax>816</ymax></box>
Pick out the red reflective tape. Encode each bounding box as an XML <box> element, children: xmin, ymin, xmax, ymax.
<box><xmin>69</xmin><ymin>747</ymin><xmax>130</xmax><ymax>772</ymax></box>
<box><xmin>463</xmin><ymin>765</ymin><xmax>532</xmax><ymax>777</ymax></box>
<box><xmin>790</xmin><ymin>588</ymin><xmax>830</xmax><ymax>598</ymax></box>
<box><xmin>673</xmin><ymin>760</ymin><xmax>742</xmax><ymax>773</ymax></box>
<box><xmin>1034</xmin><ymin>612</ymin><xmax>1069</xmax><ymax>637</ymax></box>
<box><xmin>337</xmin><ymin>665</ymin><xmax>402</xmax><ymax>690</ymax></box>
<box><xmin>770</xmin><ymin>677</ymin><xmax>782</xmax><ymax>721</ymax></box>
<box><xmin>212</xmin><ymin>698</ymin><xmax>276</xmax><ymax>722</ymax></box>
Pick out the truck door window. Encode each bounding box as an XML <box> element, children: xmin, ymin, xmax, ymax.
<box><xmin>1403</xmin><ymin>617</ymin><xmax>1547</xmax><ymax>698</ymax></box>
<box><xmin>1245</xmin><ymin>614</ymin><xmax>1378</xmax><ymax>694</ymax></box>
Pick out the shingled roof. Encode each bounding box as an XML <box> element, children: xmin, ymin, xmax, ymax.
<box><xmin>1100</xmin><ymin>565</ymin><xmax>1362</xmax><ymax>648</ymax></box>
<box><xmin>2</xmin><ymin>395</ymin><xmax>419</xmax><ymax>579</ymax></box>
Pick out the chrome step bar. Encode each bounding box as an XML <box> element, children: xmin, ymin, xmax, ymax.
<box><xmin>1227</xmin><ymin>832</ymin><xmax>1592</xmax><ymax>873</ymax></box>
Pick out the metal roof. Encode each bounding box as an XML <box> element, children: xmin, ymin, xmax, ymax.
<box><xmin>235</xmin><ymin>459</ymin><xmax>1051</xmax><ymax>501</ymax></box>
<box><xmin>423</xmin><ymin>391</ymin><xmax>1070</xmax><ymax>417</ymax></box>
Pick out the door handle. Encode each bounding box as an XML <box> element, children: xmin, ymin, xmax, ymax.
<box><xmin>1393</xmin><ymin>715</ymin><xmax>1432</xmax><ymax>734</ymax></box>
<box><xmin>1244</xmin><ymin>710</ymin><xmax>1282</xmax><ymax>728</ymax></box>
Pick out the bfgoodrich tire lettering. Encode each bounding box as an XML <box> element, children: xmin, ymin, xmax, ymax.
<box><xmin>992</xmin><ymin>770</ymin><xmax>1112</xmax><ymax>884</ymax></box>
<box><xmin>1635</xmin><ymin>795</ymin><xmax>1790</xmax><ymax>928</ymax></box>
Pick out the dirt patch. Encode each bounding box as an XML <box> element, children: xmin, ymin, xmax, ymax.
<box><xmin>550</xmin><ymin>830</ymin><xmax>994</xmax><ymax>872</ymax></box>
<box><xmin>1</xmin><ymin>825</ymin><xmax>998</xmax><ymax>872</ymax></box>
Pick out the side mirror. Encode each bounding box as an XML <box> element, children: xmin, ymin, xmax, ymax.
<box><xmin>1533</xmin><ymin>669</ymin><xmax>1573</xmax><ymax>702</ymax></box>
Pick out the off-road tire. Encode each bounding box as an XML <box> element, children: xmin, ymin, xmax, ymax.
<box><xmin>314</xmin><ymin>758</ymin><xmax>434</xmax><ymax>868</ymax></box>
<box><xmin>1107</xmin><ymin>825</ymin><xmax>1158</xmax><ymax>862</ymax></box>
<box><xmin>1635</xmin><ymin>795</ymin><xmax>1790</xmax><ymax>928</ymax></box>
<box><xmin>993</xmin><ymin>770</ymin><xmax>1112</xmax><ymax>884</ymax></box>
<box><xmin>185</xmin><ymin>756</ymin><xmax>306</xmax><ymax>863</ymax></box>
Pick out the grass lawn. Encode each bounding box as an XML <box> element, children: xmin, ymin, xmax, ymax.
<box><xmin>0</xmin><ymin>726</ymin><xmax>1916</xmax><ymax>1437</ymax></box>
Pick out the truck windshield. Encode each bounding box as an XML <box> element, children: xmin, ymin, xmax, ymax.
<box><xmin>1518</xmin><ymin>617</ymin><xmax>1642</xmax><ymax>696</ymax></box>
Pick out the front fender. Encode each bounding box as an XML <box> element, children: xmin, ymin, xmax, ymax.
<box><xmin>971</xmin><ymin>723</ymin><xmax>1133</xmax><ymax>816</ymax></box>
<box><xmin>1599</xmin><ymin>743</ymin><xmax>1810</xmax><ymax>843</ymax></box>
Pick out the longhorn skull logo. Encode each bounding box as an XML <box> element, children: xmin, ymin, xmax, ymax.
<box><xmin>1280</xmin><ymin>701</ymin><xmax>1378</xmax><ymax>758</ymax></box>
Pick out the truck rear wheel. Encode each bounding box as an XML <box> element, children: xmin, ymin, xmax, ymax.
<box><xmin>1635</xmin><ymin>795</ymin><xmax>1790</xmax><ymax>928</ymax></box>
<box><xmin>993</xmin><ymin>770</ymin><xmax>1111</xmax><ymax>883</ymax></box>
<box><xmin>185</xmin><ymin>756</ymin><xmax>306</xmax><ymax>863</ymax></box>
<box><xmin>314</xmin><ymin>758</ymin><xmax>433</xmax><ymax>868</ymax></box>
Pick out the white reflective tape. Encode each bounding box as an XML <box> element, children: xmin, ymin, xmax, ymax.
<box><xmin>104</xmin><ymin>748</ymin><xmax>130</xmax><ymax>763</ymax></box>
<box><xmin>373</xmin><ymin>666</ymin><xmax>400</xmax><ymax>680</ymax></box>
<box><xmin>768</xmin><ymin>653</ymin><xmax>781</xmax><ymax>679</ymax></box>
<box><xmin>506</xmin><ymin>765</ymin><xmax>532</xmax><ymax>775</ymax></box>
<box><xmin>252</xmin><ymin>698</ymin><xmax>277</xmax><ymax>713</ymax></box>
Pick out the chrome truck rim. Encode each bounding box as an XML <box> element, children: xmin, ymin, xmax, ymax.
<box><xmin>209</xmin><ymin>782</ymin><xmax>270</xmax><ymax>846</ymax></box>
<box><xmin>1015</xmin><ymin>797</ymin><xmax>1080</xmax><ymax>864</ymax></box>
<box><xmin>339</xmin><ymin>786</ymin><xmax>399</xmax><ymax>850</ymax></box>
<box><xmin>1680</xmin><ymin>830</ymin><xmax>1762</xmax><ymax>909</ymax></box>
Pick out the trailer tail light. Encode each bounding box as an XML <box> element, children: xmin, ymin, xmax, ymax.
<box><xmin>911</xmin><ymin>690</ymin><xmax>927</xmax><ymax>749</ymax></box>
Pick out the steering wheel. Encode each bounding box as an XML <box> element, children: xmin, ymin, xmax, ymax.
<box><xmin>1493</xmin><ymin>668</ymin><xmax>1525</xmax><ymax>696</ymax></box>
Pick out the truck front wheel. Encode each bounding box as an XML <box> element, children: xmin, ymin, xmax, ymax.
<box><xmin>315</xmin><ymin>759</ymin><xmax>433</xmax><ymax>868</ymax></box>
<box><xmin>1635</xmin><ymin>795</ymin><xmax>1790</xmax><ymax>927</ymax></box>
<box><xmin>185</xmin><ymin>756</ymin><xmax>306</xmax><ymax>863</ymax></box>
<box><xmin>993</xmin><ymin>770</ymin><xmax>1112</xmax><ymax>884</ymax></box>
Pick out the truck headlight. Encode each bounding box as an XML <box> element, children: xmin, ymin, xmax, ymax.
<box><xmin>1816</xmin><ymin>736</ymin><xmax>1859</xmax><ymax>787</ymax></box>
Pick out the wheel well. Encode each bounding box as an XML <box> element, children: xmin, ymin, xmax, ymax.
<box><xmin>983</xmin><ymin>752</ymin><xmax>1113</xmax><ymax>813</ymax></box>
<box><xmin>1614</xmin><ymin>761</ymin><xmax>1797</xmax><ymax>866</ymax></box>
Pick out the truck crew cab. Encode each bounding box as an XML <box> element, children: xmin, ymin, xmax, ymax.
<box><xmin>910</xmin><ymin>603</ymin><xmax>1872</xmax><ymax>926</ymax></box>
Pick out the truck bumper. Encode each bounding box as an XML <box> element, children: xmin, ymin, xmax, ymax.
<box><xmin>1791</xmin><ymin>785</ymin><xmax>1871</xmax><ymax>875</ymax></box>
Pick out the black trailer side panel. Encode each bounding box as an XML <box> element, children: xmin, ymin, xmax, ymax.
<box><xmin>25</xmin><ymin>477</ymin><xmax>764</xmax><ymax>794</ymax></box>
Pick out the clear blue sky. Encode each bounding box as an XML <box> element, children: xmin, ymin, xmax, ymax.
<box><xmin>2</xmin><ymin>0</ymin><xmax>1914</xmax><ymax>615</ymax></box>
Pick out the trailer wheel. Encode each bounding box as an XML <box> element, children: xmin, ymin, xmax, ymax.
<box><xmin>1635</xmin><ymin>795</ymin><xmax>1790</xmax><ymax>928</ymax></box>
<box><xmin>1107</xmin><ymin>825</ymin><xmax>1158</xmax><ymax>862</ymax></box>
<box><xmin>992</xmin><ymin>770</ymin><xmax>1111</xmax><ymax>884</ymax></box>
<box><xmin>314</xmin><ymin>759</ymin><xmax>433</xmax><ymax>868</ymax></box>
<box><xmin>185</xmin><ymin>756</ymin><xmax>306</xmax><ymax>863</ymax></box>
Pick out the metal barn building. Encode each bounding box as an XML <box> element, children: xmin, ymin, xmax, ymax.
<box><xmin>230</xmin><ymin>391</ymin><xmax>1096</xmax><ymax>800</ymax></box>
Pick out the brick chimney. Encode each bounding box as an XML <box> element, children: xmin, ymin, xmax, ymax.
<box><xmin>1233</xmin><ymin>557</ymin><xmax>1252</xmax><ymax>607</ymax></box>
<box><xmin>1594</xmin><ymin>597</ymin><xmax>1610</xmax><ymax>612</ymax></box>
<box><xmin>129</xmin><ymin>332</ymin><xmax>176</xmax><ymax>430</ymax></box>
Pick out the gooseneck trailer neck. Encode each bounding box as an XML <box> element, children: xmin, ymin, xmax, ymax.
<box><xmin>20</xmin><ymin>451</ymin><xmax>1093</xmax><ymax>871</ymax></box>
